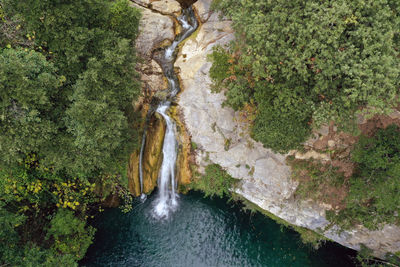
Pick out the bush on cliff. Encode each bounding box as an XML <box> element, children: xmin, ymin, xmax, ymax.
<box><xmin>210</xmin><ymin>0</ymin><xmax>400</xmax><ymax>152</ymax></box>
<box><xmin>327</xmin><ymin>125</ymin><xmax>400</xmax><ymax>230</ymax></box>
<box><xmin>192</xmin><ymin>164</ymin><xmax>239</xmax><ymax>198</ymax></box>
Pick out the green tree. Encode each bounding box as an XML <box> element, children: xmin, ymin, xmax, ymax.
<box><xmin>0</xmin><ymin>48</ymin><xmax>60</xmax><ymax>168</ymax></box>
<box><xmin>211</xmin><ymin>0</ymin><xmax>400</xmax><ymax>152</ymax></box>
<box><xmin>65</xmin><ymin>38</ymin><xmax>140</xmax><ymax>175</ymax></box>
<box><xmin>1</xmin><ymin>0</ymin><xmax>142</xmax><ymax>176</ymax></box>
<box><xmin>3</xmin><ymin>0</ymin><xmax>141</xmax><ymax>80</ymax></box>
<box><xmin>47</xmin><ymin>209</ymin><xmax>95</xmax><ymax>260</ymax></box>
<box><xmin>0</xmin><ymin>203</ymin><xmax>26</xmax><ymax>263</ymax></box>
<box><xmin>109</xmin><ymin>0</ymin><xmax>141</xmax><ymax>40</ymax></box>
<box><xmin>0</xmin><ymin>0</ymin><xmax>141</xmax><ymax>265</ymax></box>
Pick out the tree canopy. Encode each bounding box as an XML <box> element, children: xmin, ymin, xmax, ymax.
<box><xmin>210</xmin><ymin>0</ymin><xmax>400</xmax><ymax>152</ymax></box>
<box><xmin>0</xmin><ymin>0</ymin><xmax>141</xmax><ymax>265</ymax></box>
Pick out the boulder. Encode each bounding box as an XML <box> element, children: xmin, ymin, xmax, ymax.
<box><xmin>194</xmin><ymin>0</ymin><xmax>212</xmax><ymax>23</ymax></box>
<box><xmin>151</xmin><ymin>0</ymin><xmax>181</xmax><ymax>15</ymax></box>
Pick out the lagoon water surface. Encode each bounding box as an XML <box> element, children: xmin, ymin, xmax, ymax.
<box><xmin>81</xmin><ymin>191</ymin><xmax>356</xmax><ymax>267</ymax></box>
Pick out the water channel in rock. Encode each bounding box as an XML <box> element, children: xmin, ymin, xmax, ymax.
<box><xmin>138</xmin><ymin>6</ymin><xmax>198</xmax><ymax>219</ymax></box>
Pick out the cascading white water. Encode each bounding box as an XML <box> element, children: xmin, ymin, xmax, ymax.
<box><xmin>150</xmin><ymin>7</ymin><xmax>198</xmax><ymax>219</ymax></box>
<box><xmin>153</xmin><ymin>103</ymin><xmax>178</xmax><ymax>218</ymax></box>
<box><xmin>138</xmin><ymin>132</ymin><xmax>147</xmax><ymax>201</ymax></box>
<box><xmin>164</xmin><ymin>9</ymin><xmax>197</xmax><ymax>62</ymax></box>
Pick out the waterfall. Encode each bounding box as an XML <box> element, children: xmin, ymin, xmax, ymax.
<box><xmin>136</xmin><ymin>6</ymin><xmax>198</xmax><ymax>218</ymax></box>
<box><xmin>153</xmin><ymin>102</ymin><xmax>178</xmax><ymax>218</ymax></box>
<box><xmin>138</xmin><ymin>131</ymin><xmax>147</xmax><ymax>201</ymax></box>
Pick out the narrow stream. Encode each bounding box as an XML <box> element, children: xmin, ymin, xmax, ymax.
<box><xmin>138</xmin><ymin>7</ymin><xmax>198</xmax><ymax>219</ymax></box>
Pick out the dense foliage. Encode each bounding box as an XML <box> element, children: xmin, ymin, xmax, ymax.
<box><xmin>210</xmin><ymin>0</ymin><xmax>400</xmax><ymax>152</ymax></box>
<box><xmin>0</xmin><ymin>0</ymin><xmax>141</xmax><ymax>265</ymax></box>
<box><xmin>327</xmin><ymin>125</ymin><xmax>400</xmax><ymax>230</ymax></box>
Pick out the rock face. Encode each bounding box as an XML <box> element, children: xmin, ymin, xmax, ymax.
<box><xmin>128</xmin><ymin>0</ymin><xmax>196</xmax><ymax>197</ymax></box>
<box><xmin>176</xmin><ymin>0</ymin><xmax>400</xmax><ymax>258</ymax></box>
<box><xmin>141</xmin><ymin>114</ymin><xmax>166</xmax><ymax>193</ymax></box>
<box><xmin>128</xmin><ymin>150</ymin><xmax>141</xmax><ymax>196</ymax></box>
<box><xmin>170</xmin><ymin>105</ymin><xmax>193</xmax><ymax>188</ymax></box>
<box><xmin>131</xmin><ymin>0</ymin><xmax>181</xmax><ymax>16</ymax></box>
<box><xmin>128</xmin><ymin>113</ymin><xmax>166</xmax><ymax>196</ymax></box>
<box><xmin>132</xmin><ymin>2</ymin><xmax>174</xmax><ymax>59</ymax></box>
<box><xmin>128</xmin><ymin>1</ymin><xmax>176</xmax><ymax>196</ymax></box>
<box><xmin>130</xmin><ymin>1</ymin><xmax>176</xmax><ymax>94</ymax></box>
<box><xmin>151</xmin><ymin>0</ymin><xmax>181</xmax><ymax>15</ymax></box>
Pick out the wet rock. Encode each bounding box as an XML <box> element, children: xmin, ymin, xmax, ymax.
<box><xmin>128</xmin><ymin>3</ymin><xmax>174</xmax><ymax>197</ymax></box>
<box><xmin>128</xmin><ymin>151</ymin><xmax>141</xmax><ymax>197</ymax></box>
<box><xmin>176</xmin><ymin>0</ymin><xmax>198</xmax><ymax>8</ymax></box>
<box><xmin>142</xmin><ymin>114</ymin><xmax>166</xmax><ymax>194</ymax></box>
<box><xmin>170</xmin><ymin>106</ymin><xmax>192</xmax><ymax>188</ymax></box>
<box><xmin>128</xmin><ymin>114</ymin><xmax>166</xmax><ymax>196</ymax></box>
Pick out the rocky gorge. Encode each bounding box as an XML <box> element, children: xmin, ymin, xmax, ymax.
<box><xmin>128</xmin><ymin>0</ymin><xmax>400</xmax><ymax>259</ymax></box>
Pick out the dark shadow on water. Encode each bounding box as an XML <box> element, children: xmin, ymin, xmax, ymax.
<box><xmin>81</xmin><ymin>191</ymin><xmax>356</xmax><ymax>267</ymax></box>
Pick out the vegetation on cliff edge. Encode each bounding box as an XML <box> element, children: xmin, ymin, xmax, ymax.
<box><xmin>327</xmin><ymin>125</ymin><xmax>400</xmax><ymax>230</ymax></box>
<box><xmin>192</xmin><ymin>163</ymin><xmax>239</xmax><ymax>198</ymax></box>
<box><xmin>210</xmin><ymin>0</ymin><xmax>400</xmax><ymax>152</ymax></box>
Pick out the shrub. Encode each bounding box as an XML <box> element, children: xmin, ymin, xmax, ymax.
<box><xmin>192</xmin><ymin>164</ymin><xmax>239</xmax><ymax>198</ymax></box>
<box><xmin>47</xmin><ymin>209</ymin><xmax>95</xmax><ymax>260</ymax></box>
<box><xmin>210</xmin><ymin>0</ymin><xmax>400</xmax><ymax>152</ymax></box>
<box><xmin>328</xmin><ymin>125</ymin><xmax>400</xmax><ymax>229</ymax></box>
<box><xmin>109</xmin><ymin>0</ymin><xmax>141</xmax><ymax>40</ymax></box>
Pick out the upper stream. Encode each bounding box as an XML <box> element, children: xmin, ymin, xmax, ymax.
<box><xmin>139</xmin><ymin>6</ymin><xmax>198</xmax><ymax>219</ymax></box>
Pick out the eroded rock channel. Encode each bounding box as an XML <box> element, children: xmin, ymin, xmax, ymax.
<box><xmin>127</xmin><ymin>1</ymin><xmax>198</xmax><ymax>218</ymax></box>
